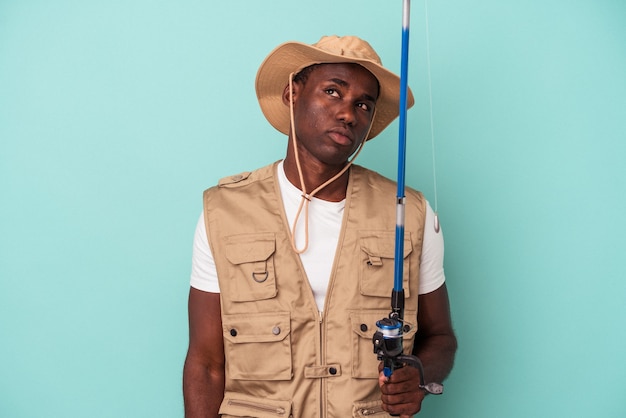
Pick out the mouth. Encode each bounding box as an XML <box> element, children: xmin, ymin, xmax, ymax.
<box><xmin>328</xmin><ymin>128</ymin><xmax>354</xmax><ymax>146</ymax></box>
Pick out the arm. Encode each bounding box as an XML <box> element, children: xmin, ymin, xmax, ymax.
<box><xmin>379</xmin><ymin>283</ymin><xmax>457</xmax><ymax>416</ymax></box>
<box><xmin>413</xmin><ymin>282</ymin><xmax>457</xmax><ymax>383</ymax></box>
<box><xmin>183</xmin><ymin>287</ymin><xmax>225</xmax><ymax>418</ymax></box>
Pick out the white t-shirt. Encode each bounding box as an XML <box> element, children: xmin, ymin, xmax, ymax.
<box><xmin>190</xmin><ymin>161</ymin><xmax>445</xmax><ymax>312</ymax></box>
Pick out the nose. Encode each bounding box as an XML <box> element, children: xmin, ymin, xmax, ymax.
<box><xmin>336</xmin><ymin>102</ymin><xmax>356</xmax><ymax>126</ymax></box>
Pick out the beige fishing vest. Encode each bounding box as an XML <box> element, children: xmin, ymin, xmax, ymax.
<box><xmin>203</xmin><ymin>161</ymin><xmax>426</xmax><ymax>418</ymax></box>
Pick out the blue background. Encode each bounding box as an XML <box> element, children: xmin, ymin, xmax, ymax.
<box><xmin>1</xmin><ymin>0</ymin><xmax>625</xmax><ymax>416</ymax></box>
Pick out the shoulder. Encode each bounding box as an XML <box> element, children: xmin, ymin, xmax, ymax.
<box><xmin>351</xmin><ymin>165</ymin><xmax>395</xmax><ymax>191</ymax></box>
<box><xmin>351</xmin><ymin>165</ymin><xmax>424</xmax><ymax>202</ymax></box>
<box><xmin>210</xmin><ymin>162</ymin><xmax>278</xmax><ymax>190</ymax></box>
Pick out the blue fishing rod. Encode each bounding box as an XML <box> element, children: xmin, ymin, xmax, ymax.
<box><xmin>372</xmin><ymin>0</ymin><xmax>443</xmax><ymax>396</ymax></box>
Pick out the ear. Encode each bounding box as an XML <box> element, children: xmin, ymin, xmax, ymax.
<box><xmin>281</xmin><ymin>81</ymin><xmax>300</xmax><ymax>106</ymax></box>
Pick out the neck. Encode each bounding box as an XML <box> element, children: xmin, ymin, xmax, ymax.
<box><xmin>282</xmin><ymin>157</ymin><xmax>350</xmax><ymax>202</ymax></box>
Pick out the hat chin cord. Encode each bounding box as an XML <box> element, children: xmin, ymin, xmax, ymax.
<box><xmin>287</xmin><ymin>71</ymin><xmax>375</xmax><ymax>254</ymax></box>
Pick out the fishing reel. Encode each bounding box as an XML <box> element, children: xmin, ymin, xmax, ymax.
<box><xmin>372</xmin><ymin>312</ymin><xmax>444</xmax><ymax>395</ymax></box>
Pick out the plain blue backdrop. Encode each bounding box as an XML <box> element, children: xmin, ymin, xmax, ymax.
<box><xmin>1</xmin><ymin>0</ymin><xmax>625</xmax><ymax>416</ymax></box>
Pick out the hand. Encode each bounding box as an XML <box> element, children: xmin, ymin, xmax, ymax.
<box><xmin>378</xmin><ymin>364</ymin><xmax>425</xmax><ymax>417</ymax></box>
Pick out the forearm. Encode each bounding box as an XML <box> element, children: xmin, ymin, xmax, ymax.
<box><xmin>412</xmin><ymin>332</ymin><xmax>457</xmax><ymax>384</ymax></box>
<box><xmin>183</xmin><ymin>357</ymin><xmax>225</xmax><ymax>418</ymax></box>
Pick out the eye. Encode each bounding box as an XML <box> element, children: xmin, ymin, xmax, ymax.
<box><xmin>325</xmin><ymin>88</ymin><xmax>340</xmax><ymax>97</ymax></box>
<box><xmin>357</xmin><ymin>102</ymin><xmax>373</xmax><ymax>112</ymax></box>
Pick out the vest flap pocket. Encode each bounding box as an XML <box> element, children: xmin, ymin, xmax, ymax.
<box><xmin>359</xmin><ymin>231</ymin><xmax>413</xmax><ymax>298</ymax></box>
<box><xmin>223</xmin><ymin>311</ymin><xmax>290</xmax><ymax>344</ymax></box>
<box><xmin>352</xmin><ymin>312</ymin><xmax>416</xmax><ymax>339</ymax></box>
<box><xmin>220</xmin><ymin>392</ymin><xmax>292</xmax><ymax>417</ymax></box>
<box><xmin>360</xmin><ymin>233</ymin><xmax>412</xmax><ymax>259</ymax></box>
<box><xmin>223</xmin><ymin>233</ymin><xmax>277</xmax><ymax>302</ymax></box>
<box><xmin>349</xmin><ymin>310</ymin><xmax>418</xmax><ymax>379</ymax></box>
<box><xmin>221</xmin><ymin>312</ymin><xmax>292</xmax><ymax>381</ymax></box>
<box><xmin>350</xmin><ymin>310</ymin><xmax>389</xmax><ymax>379</ymax></box>
<box><xmin>225</xmin><ymin>233</ymin><xmax>276</xmax><ymax>265</ymax></box>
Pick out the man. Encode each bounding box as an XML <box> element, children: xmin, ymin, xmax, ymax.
<box><xmin>183</xmin><ymin>35</ymin><xmax>457</xmax><ymax>417</ymax></box>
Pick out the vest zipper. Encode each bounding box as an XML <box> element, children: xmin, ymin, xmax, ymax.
<box><xmin>319</xmin><ymin>310</ymin><xmax>326</xmax><ymax>418</ymax></box>
<box><xmin>358</xmin><ymin>405</ymin><xmax>385</xmax><ymax>416</ymax></box>
<box><xmin>227</xmin><ymin>399</ymin><xmax>288</xmax><ymax>416</ymax></box>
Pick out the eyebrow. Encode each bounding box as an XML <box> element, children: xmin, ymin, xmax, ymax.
<box><xmin>328</xmin><ymin>78</ymin><xmax>378</xmax><ymax>103</ymax></box>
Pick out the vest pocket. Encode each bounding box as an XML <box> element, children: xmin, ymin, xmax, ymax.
<box><xmin>350</xmin><ymin>310</ymin><xmax>418</xmax><ymax>379</ymax></box>
<box><xmin>220</xmin><ymin>391</ymin><xmax>292</xmax><ymax>417</ymax></box>
<box><xmin>359</xmin><ymin>232</ymin><xmax>413</xmax><ymax>298</ymax></box>
<box><xmin>352</xmin><ymin>399</ymin><xmax>390</xmax><ymax>417</ymax></box>
<box><xmin>224</xmin><ymin>233</ymin><xmax>277</xmax><ymax>301</ymax></box>
<box><xmin>222</xmin><ymin>311</ymin><xmax>292</xmax><ymax>381</ymax></box>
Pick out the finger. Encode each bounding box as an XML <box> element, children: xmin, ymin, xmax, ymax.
<box><xmin>378</xmin><ymin>371</ymin><xmax>389</xmax><ymax>388</ymax></box>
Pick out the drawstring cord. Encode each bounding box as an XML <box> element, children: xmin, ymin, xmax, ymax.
<box><xmin>287</xmin><ymin>72</ymin><xmax>375</xmax><ymax>253</ymax></box>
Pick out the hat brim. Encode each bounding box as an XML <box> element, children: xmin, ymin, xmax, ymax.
<box><xmin>255</xmin><ymin>41</ymin><xmax>414</xmax><ymax>141</ymax></box>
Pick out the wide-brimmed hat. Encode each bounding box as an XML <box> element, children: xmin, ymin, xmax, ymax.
<box><xmin>255</xmin><ymin>35</ymin><xmax>414</xmax><ymax>141</ymax></box>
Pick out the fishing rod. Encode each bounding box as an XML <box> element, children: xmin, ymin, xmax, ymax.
<box><xmin>372</xmin><ymin>0</ymin><xmax>443</xmax><ymax>396</ymax></box>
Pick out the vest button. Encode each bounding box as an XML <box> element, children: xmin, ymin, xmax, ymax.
<box><xmin>230</xmin><ymin>329</ymin><xmax>237</xmax><ymax>337</ymax></box>
<box><xmin>272</xmin><ymin>326</ymin><xmax>281</xmax><ymax>335</ymax></box>
<box><xmin>360</xmin><ymin>324</ymin><xmax>368</xmax><ymax>332</ymax></box>
<box><xmin>329</xmin><ymin>367</ymin><xmax>337</xmax><ymax>375</ymax></box>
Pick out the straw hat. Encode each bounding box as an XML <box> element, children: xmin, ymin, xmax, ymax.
<box><xmin>255</xmin><ymin>35</ymin><xmax>414</xmax><ymax>141</ymax></box>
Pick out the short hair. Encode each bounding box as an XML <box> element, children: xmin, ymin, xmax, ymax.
<box><xmin>292</xmin><ymin>64</ymin><xmax>322</xmax><ymax>85</ymax></box>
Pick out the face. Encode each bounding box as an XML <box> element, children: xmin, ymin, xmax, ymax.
<box><xmin>285</xmin><ymin>63</ymin><xmax>379</xmax><ymax>168</ymax></box>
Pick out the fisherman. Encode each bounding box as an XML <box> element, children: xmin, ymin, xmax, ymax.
<box><xmin>183</xmin><ymin>35</ymin><xmax>457</xmax><ymax>417</ymax></box>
